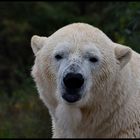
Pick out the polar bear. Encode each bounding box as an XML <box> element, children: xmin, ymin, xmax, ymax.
<box><xmin>31</xmin><ymin>23</ymin><xmax>140</xmax><ymax>138</ymax></box>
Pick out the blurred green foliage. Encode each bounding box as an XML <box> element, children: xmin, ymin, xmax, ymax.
<box><xmin>0</xmin><ymin>80</ymin><xmax>51</xmax><ymax>138</ymax></box>
<box><xmin>0</xmin><ymin>1</ymin><xmax>140</xmax><ymax>138</ymax></box>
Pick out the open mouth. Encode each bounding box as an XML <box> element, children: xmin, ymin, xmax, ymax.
<box><xmin>62</xmin><ymin>92</ymin><xmax>81</xmax><ymax>103</ymax></box>
<box><xmin>62</xmin><ymin>72</ymin><xmax>84</xmax><ymax>103</ymax></box>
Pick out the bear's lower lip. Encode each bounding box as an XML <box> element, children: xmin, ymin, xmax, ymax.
<box><xmin>62</xmin><ymin>93</ymin><xmax>81</xmax><ymax>103</ymax></box>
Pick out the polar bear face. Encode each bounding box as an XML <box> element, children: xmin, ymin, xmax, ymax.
<box><xmin>52</xmin><ymin>41</ymin><xmax>102</xmax><ymax>104</ymax></box>
<box><xmin>31</xmin><ymin>23</ymin><xmax>132</xmax><ymax>108</ymax></box>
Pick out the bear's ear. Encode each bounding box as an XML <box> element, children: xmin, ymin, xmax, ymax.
<box><xmin>115</xmin><ymin>43</ymin><xmax>132</xmax><ymax>69</ymax></box>
<box><xmin>31</xmin><ymin>35</ymin><xmax>47</xmax><ymax>55</ymax></box>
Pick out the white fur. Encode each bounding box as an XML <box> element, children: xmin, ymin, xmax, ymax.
<box><xmin>31</xmin><ymin>23</ymin><xmax>140</xmax><ymax>138</ymax></box>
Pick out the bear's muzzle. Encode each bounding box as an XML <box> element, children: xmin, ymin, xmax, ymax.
<box><xmin>62</xmin><ymin>73</ymin><xmax>84</xmax><ymax>103</ymax></box>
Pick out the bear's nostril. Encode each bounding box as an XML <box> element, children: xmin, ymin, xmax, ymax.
<box><xmin>63</xmin><ymin>73</ymin><xmax>84</xmax><ymax>89</ymax></box>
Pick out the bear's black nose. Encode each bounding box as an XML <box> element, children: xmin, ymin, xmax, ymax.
<box><xmin>63</xmin><ymin>73</ymin><xmax>84</xmax><ymax>89</ymax></box>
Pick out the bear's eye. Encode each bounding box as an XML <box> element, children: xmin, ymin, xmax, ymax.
<box><xmin>55</xmin><ymin>54</ymin><xmax>63</xmax><ymax>60</ymax></box>
<box><xmin>89</xmin><ymin>57</ymin><xmax>98</xmax><ymax>63</ymax></box>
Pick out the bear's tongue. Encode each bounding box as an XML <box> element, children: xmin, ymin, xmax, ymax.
<box><xmin>62</xmin><ymin>93</ymin><xmax>81</xmax><ymax>103</ymax></box>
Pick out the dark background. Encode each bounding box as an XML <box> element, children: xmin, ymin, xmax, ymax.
<box><xmin>0</xmin><ymin>1</ymin><xmax>140</xmax><ymax>138</ymax></box>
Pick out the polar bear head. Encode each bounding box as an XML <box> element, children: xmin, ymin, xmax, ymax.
<box><xmin>31</xmin><ymin>23</ymin><xmax>132</xmax><ymax>108</ymax></box>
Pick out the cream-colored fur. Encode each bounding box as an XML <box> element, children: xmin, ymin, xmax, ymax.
<box><xmin>31</xmin><ymin>23</ymin><xmax>140</xmax><ymax>138</ymax></box>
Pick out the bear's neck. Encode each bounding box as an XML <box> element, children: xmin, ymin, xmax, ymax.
<box><xmin>76</xmin><ymin>66</ymin><xmax>133</xmax><ymax>137</ymax></box>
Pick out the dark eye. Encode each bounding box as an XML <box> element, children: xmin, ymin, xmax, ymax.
<box><xmin>55</xmin><ymin>54</ymin><xmax>63</xmax><ymax>60</ymax></box>
<box><xmin>89</xmin><ymin>57</ymin><xmax>98</xmax><ymax>63</ymax></box>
